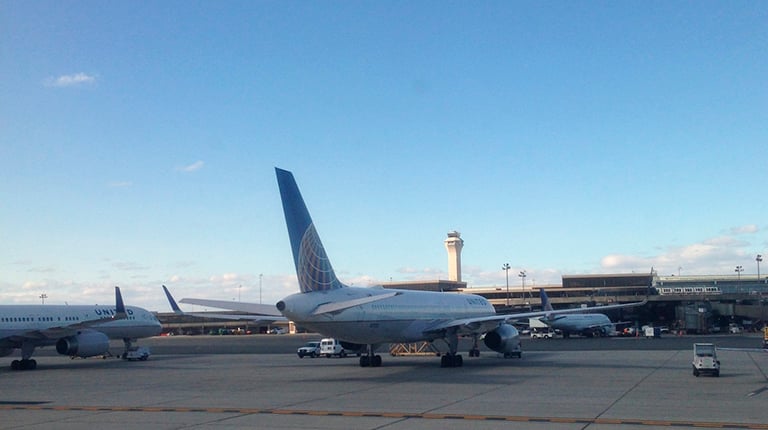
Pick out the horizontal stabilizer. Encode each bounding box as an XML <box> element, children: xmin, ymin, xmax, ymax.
<box><xmin>312</xmin><ymin>292</ymin><xmax>400</xmax><ymax>315</ymax></box>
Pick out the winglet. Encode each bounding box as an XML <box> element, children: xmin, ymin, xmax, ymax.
<box><xmin>162</xmin><ymin>285</ymin><xmax>184</xmax><ymax>314</ymax></box>
<box><xmin>114</xmin><ymin>286</ymin><xmax>128</xmax><ymax>320</ymax></box>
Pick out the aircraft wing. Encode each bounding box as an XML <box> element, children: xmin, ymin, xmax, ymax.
<box><xmin>176</xmin><ymin>290</ymin><xmax>401</xmax><ymax>317</ymax></box>
<box><xmin>179</xmin><ymin>298</ymin><xmax>284</xmax><ymax>317</ymax></box>
<box><xmin>424</xmin><ymin>297</ymin><xmax>648</xmax><ymax>336</ymax></box>
<box><xmin>180</xmin><ymin>312</ymin><xmax>286</xmax><ymax>321</ymax></box>
<box><xmin>162</xmin><ymin>286</ymin><xmax>286</xmax><ymax>321</ymax></box>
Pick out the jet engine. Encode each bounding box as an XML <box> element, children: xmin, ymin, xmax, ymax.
<box><xmin>483</xmin><ymin>323</ymin><xmax>522</xmax><ymax>357</ymax></box>
<box><xmin>56</xmin><ymin>330</ymin><xmax>110</xmax><ymax>358</ymax></box>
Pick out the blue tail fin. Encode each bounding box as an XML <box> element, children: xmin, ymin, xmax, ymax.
<box><xmin>275</xmin><ymin>168</ymin><xmax>344</xmax><ymax>293</ymax></box>
<box><xmin>540</xmin><ymin>289</ymin><xmax>554</xmax><ymax>312</ymax></box>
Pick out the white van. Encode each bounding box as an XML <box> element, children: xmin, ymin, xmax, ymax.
<box><xmin>320</xmin><ymin>338</ymin><xmax>347</xmax><ymax>358</ymax></box>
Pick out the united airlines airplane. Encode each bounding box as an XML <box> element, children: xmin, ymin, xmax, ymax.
<box><xmin>537</xmin><ymin>289</ymin><xmax>629</xmax><ymax>337</ymax></box>
<box><xmin>272</xmin><ymin>168</ymin><xmax>648</xmax><ymax>368</ymax></box>
<box><xmin>0</xmin><ymin>287</ymin><xmax>162</xmax><ymax>371</ymax></box>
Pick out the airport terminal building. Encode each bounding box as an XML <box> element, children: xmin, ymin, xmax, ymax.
<box><xmin>158</xmin><ymin>232</ymin><xmax>767</xmax><ymax>334</ymax></box>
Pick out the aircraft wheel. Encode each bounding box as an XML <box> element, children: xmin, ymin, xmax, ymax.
<box><xmin>440</xmin><ymin>355</ymin><xmax>449</xmax><ymax>367</ymax></box>
<box><xmin>373</xmin><ymin>355</ymin><xmax>382</xmax><ymax>367</ymax></box>
<box><xmin>360</xmin><ymin>356</ymin><xmax>370</xmax><ymax>367</ymax></box>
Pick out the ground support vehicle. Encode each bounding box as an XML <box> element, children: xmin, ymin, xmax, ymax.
<box><xmin>692</xmin><ymin>343</ymin><xmax>720</xmax><ymax>377</ymax></box>
<box><xmin>297</xmin><ymin>341</ymin><xmax>321</xmax><ymax>358</ymax></box>
<box><xmin>122</xmin><ymin>346</ymin><xmax>150</xmax><ymax>361</ymax></box>
<box><xmin>530</xmin><ymin>329</ymin><xmax>555</xmax><ymax>339</ymax></box>
<box><xmin>763</xmin><ymin>327</ymin><xmax>768</xmax><ymax>349</ymax></box>
<box><xmin>320</xmin><ymin>338</ymin><xmax>347</xmax><ymax>358</ymax></box>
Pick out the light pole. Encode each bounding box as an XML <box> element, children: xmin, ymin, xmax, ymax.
<box><xmin>259</xmin><ymin>273</ymin><xmax>263</xmax><ymax>304</ymax></box>
<box><xmin>735</xmin><ymin>265</ymin><xmax>743</xmax><ymax>281</ymax></box>
<box><xmin>39</xmin><ymin>293</ymin><xmax>47</xmax><ymax>304</ymax></box>
<box><xmin>502</xmin><ymin>263</ymin><xmax>511</xmax><ymax>307</ymax></box>
<box><xmin>519</xmin><ymin>270</ymin><xmax>527</xmax><ymax>299</ymax></box>
<box><xmin>757</xmin><ymin>255</ymin><xmax>763</xmax><ymax>282</ymax></box>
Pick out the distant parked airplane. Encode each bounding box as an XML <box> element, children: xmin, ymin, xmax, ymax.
<box><xmin>536</xmin><ymin>289</ymin><xmax>635</xmax><ymax>337</ymax></box>
<box><xmin>0</xmin><ymin>287</ymin><xmax>161</xmax><ymax>370</ymax></box>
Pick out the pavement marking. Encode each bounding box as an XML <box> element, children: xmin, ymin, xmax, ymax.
<box><xmin>2</xmin><ymin>404</ymin><xmax>767</xmax><ymax>429</ymax></box>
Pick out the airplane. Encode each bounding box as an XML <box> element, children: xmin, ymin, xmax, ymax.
<box><xmin>0</xmin><ymin>287</ymin><xmax>162</xmax><ymax>371</ymax></box>
<box><xmin>536</xmin><ymin>289</ymin><xmax>638</xmax><ymax>338</ymax></box>
<box><xmin>270</xmin><ymin>167</ymin><xmax>649</xmax><ymax>368</ymax></box>
<box><xmin>163</xmin><ymin>285</ymin><xmax>286</xmax><ymax>322</ymax></box>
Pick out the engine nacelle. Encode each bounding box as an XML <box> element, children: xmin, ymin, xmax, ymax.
<box><xmin>483</xmin><ymin>323</ymin><xmax>522</xmax><ymax>355</ymax></box>
<box><xmin>56</xmin><ymin>330</ymin><xmax>110</xmax><ymax>358</ymax></box>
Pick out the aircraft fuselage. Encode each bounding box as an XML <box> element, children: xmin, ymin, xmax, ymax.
<box><xmin>278</xmin><ymin>286</ymin><xmax>495</xmax><ymax>345</ymax></box>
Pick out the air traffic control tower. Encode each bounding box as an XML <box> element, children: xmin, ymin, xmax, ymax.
<box><xmin>444</xmin><ymin>231</ymin><xmax>464</xmax><ymax>282</ymax></box>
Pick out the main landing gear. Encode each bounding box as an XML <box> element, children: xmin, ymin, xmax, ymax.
<box><xmin>359</xmin><ymin>345</ymin><xmax>382</xmax><ymax>367</ymax></box>
<box><xmin>440</xmin><ymin>328</ymin><xmax>464</xmax><ymax>368</ymax></box>
<box><xmin>11</xmin><ymin>359</ymin><xmax>37</xmax><ymax>370</ymax></box>
<box><xmin>11</xmin><ymin>342</ymin><xmax>37</xmax><ymax>370</ymax></box>
<box><xmin>440</xmin><ymin>353</ymin><xmax>463</xmax><ymax>367</ymax></box>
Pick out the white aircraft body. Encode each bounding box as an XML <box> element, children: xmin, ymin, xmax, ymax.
<box><xmin>537</xmin><ymin>289</ymin><xmax>615</xmax><ymax>337</ymax></box>
<box><xmin>270</xmin><ymin>168</ymin><xmax>648</xmax><ymax>367</ymax></box>
<box><xmin>0</xmin><ymin>287</ymin><xmax>162</xmax><ymax>371</ymax></box>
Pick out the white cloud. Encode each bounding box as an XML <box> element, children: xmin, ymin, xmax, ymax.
<box><xmin>45</xmin><ymin>72</ymin><xmax>96</xmax><ymax>87</ymax></box>
<box><xmin>108</xmin><ymin>181</ymin><xmax>133</xmax><ymax>188</ymax></box>
<box><xmin>730</xmin><ymin>224</ymin><xmax>759</xmax><ymax>235</ymax></box>
<box><xmin>177</xmin><ymin>160</ymin><xmax>205</xmax><ymax>173</ymax></box>
<box><xmin>599</xmin><ymin>233</ymin><xmax>758</xmax><ymax>276</ymax></box>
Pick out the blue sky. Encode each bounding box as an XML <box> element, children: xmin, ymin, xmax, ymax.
<box><xmin>1</xmin><ymin>2</ymin><xmax>766</xmax><ymax>311</ymax></box>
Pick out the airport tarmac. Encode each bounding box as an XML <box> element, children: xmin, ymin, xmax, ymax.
<box><xmin>2</xmin><ymin>334</ymin><xmax>767</xmax><ymax>429</ymax></box>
